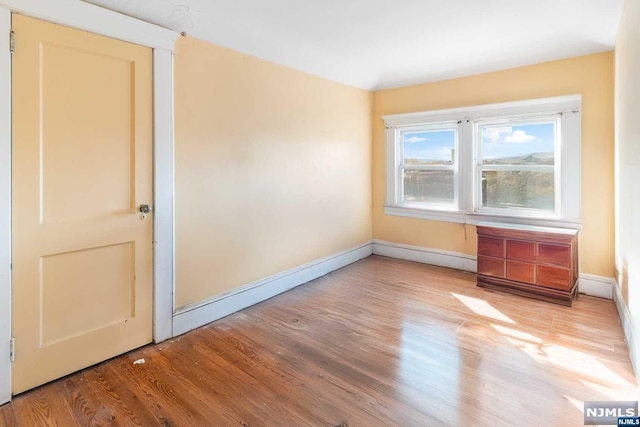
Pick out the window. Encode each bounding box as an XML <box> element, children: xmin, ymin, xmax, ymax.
<box><xmin>384</xmin><ymin>95</ymin><xmax>581</xmax><ymax>228</ymax></box>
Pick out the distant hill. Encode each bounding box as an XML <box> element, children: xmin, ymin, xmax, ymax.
<box><xmin>485</xmin><ymin>152</ymin><xmax>554</xmax><ymax>166</ymax></box>
<box><xmin>405</xmin><ymin>159</ymin><xmax>453</xmax><ymax>166</ymax></box>
<box><xmin>404</xmin><ymin>152</ymin><xmax>554</xmax><ymax>166</ymax></box>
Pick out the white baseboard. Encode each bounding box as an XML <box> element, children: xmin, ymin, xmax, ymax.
<box><xmin>578</xmin><ymin>273</ymin><xmax>614</xmax><ymax>299</ymax></box>
<box><xmin>372</xmin><ymin>239</ymin><xmax>477</xmax><ymax>272</ymax></box>
<box><xmin>172</xmin><ymin>241</ymin><xmax>373</xmax><ymax>336</ymax></box>
<box><xmin>613</xmin><ymin>281</ymin><xmax>640</xmax><ymax>382</ymax></box>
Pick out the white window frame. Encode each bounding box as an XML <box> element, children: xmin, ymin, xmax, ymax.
<box><xmin>384</xmin><ymin>95</ymin><xmax>582</xmax><ymax>229</ymax></box>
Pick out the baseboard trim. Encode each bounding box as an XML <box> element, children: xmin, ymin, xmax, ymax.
<box><xmin>372</xmin><ymin>239</ymin><xmax>477</xmax><ymax>273</ymax></box>
<box><xmin>172</xmin><ymin>241</ymin><xmax>373</xmax><ymax>336</ymax></box>
<box><xmin>577</xmin><ymin>273</ymin><xmax>614</xmax><ymax>299</ymax></box>
<box><xmin>613</xmin><ymin>281</ymin><xmax>640</xmax><ymax>382</ymax></box>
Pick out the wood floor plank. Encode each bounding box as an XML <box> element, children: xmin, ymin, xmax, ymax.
<box><xmin>200</xmin><ymin>323</ymin><xmax>415</xmax><ymax>426</ymax></box>
<box><xmin>103</xmin><ymin>358</ymin><xmax>179</xmax><ymax>426</ymax></box>
<box><xmin>0</xmin><ymin>255</ymin><xmax>637</xmax><ymax>426</ymax></box>
<box><xmin>61</xmin><ymin>375</ymin><xmax>102</xmax><ymax>426</ymax></box>
<box><xmin>83</xmin><ymin>365</ymin><xmax>152</xmax><ymax>426</ymax></box>
<box><xmin>146</xmin><ymin>339</ymin><xmax>299</xmax><ymax>426</ymax></box>
<box><xmin>0</xmin><ymin>407</ymin><xmax>17</xmax><ymax>427</ymax></box>
<box><xmin>163</xmin><ymin>339</ymin><xmax>291</xmax><ymax>427</ymax></box>
<box><xmin>111</xmin><ymin>352</ymin><xmax>218</xmax><ymax>426</ymax></box>
<box><xmin>9</xmin><ymin>388</ymin><xmax>52</xmax><ymax>426</ymax></box>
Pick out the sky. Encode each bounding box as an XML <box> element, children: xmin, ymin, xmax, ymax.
<box><xmin>403</xmin><ymin>122</ymin><xmax>556</xmax><ymax>161</ymax></box>
<box><xmin>403</xmin><ymin>129</ymin><xmax>456</xmax><ymax>163</ymax></box>
<box><xmin>480</xmin><ymin>122</ymin><xmax>555</xmax><ymax>160</ymax></box>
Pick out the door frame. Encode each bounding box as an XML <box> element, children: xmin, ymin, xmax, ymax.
<box><xmin>0</xmin><ymin>0</ymin><xmax>179</xmax><ymax>404</ymax></box>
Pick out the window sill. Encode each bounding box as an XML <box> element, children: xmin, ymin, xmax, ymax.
<box><xmin>384</xmin><ymin>205</ymin><xmax>466</xmax><ymax>223</ymax></box>
<box><xmin>384</xmin><ymin>205</ymin><xmax>582</xmax><ymax>230</ymax></box>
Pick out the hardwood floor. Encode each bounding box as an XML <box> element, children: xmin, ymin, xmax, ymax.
<box><xmin>0</xmin><ymin>255</ymin><xmax>637</xmax><ymax>426</ymax></box>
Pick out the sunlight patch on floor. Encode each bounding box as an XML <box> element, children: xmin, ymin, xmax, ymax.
<box><xmin>564</xmin><ymin>395</ymin><xmax>584</xmax><ymax>413</ymax></box>
<box><xmin>452</xmin><ymin>293</ymin><xmax>515</xmax><ymax>324</ymax></box>
<box><xmin>494</xmin><ymin>325</ymin><xmax>637</xmax><ymax>394</ymax></box>
<box><xmin>580</xmin><ymin>379</ymin><xmax>636</xmax><ymax>401</ymax></box>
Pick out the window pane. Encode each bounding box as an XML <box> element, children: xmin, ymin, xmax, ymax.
<box><xmin>403</xmin><ymin>170</ymin><xmax>454</xmax><ymax>204</ymax></box>
<box><xmin>403</xmin><ymin>129</ymin><xmax>456</xmax><ymax>166</ymax></box>
<box><xmin>482</xmin><ymin>171</ymin><xmax>554</xmax><ymax>210</ymax></box>
<box><xmin>480</xmin><ymin>122</ymin><xmax>555</xmax><ymax>165</ymax></box>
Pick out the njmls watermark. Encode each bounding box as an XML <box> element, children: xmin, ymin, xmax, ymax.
<box><xmin>618</xmin><ymin>417</ymin><xmax>640</xmax><ymax>426</ymax></box>
<box><xmin>584</xmin><ymin>401</ymin><xmax>639</xmax><ymax>425</ymax></box>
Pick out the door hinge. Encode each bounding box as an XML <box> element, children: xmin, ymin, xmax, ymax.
<box><xmin>9</xmin><ymin>338</ymin><xmax>15</xmax><ymax>362</ymax></box>
<box><xmin>9</xmin><ymin>30</ymin><xmax>14</xmax><ymax>54</ymax></box>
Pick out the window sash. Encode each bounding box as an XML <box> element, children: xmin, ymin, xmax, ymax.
<box><xmin>473</xmin><ymin>116</ymin><xmax>561</xmax><ymax>215</ymax></box>
<box><xmin>396</xmin><ymin>123</ymin><xmax>459</xmax><ymax>208</ymax></box>
<box><xmin>399</xmin><ymin>167</ymin><xmax>457</xmax><ymax>207</ymax></box>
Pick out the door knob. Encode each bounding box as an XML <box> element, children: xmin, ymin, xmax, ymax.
<box><xmin>138</xmin><ymin>204</ymin><xmax>152</xmax><ymax>220</ymax></box>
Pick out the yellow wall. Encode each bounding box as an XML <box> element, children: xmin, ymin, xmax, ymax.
<box><xmin>372</xmin><ymin>52</ymin><xmax>615</xmax><ymax>277</ymax></box>
<box><xmin>615</xmin><ymin>0</ymin><xmax>640</xmax><ymax>317</ymax></box>
<box><xmin>174</xmin><ymin>36</ymin><xmax>372</xmax><ymax>308</ymax></box>
<box><xmin>173</xmin><ymin>34</ymin><xmax>616</xmax><ymax>309</ymax></box>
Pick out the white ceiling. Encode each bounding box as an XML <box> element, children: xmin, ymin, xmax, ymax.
<box><xmin>84</xmin><ymin>0</ymin><xmax>623</xmax><ymax>90</ymax></box>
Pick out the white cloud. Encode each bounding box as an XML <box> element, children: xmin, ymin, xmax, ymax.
<box><xmin>482</xmin><ymin>126</ymin><xmax>537</xmax><ymax>144</ymax></box>
<box><xmin>482</xmin><ymin>126</ymin><xmax>512</xmax><ymax>142</ymax></box>
<box><xmin>405</xmin><ymin>136</ymin><xmax>427</xmax><ymax>143</ymax></box>
<box><xmin>505</xmin><ymin>130</ymin><xmax>536</xmax><ymax>143</ymax></box>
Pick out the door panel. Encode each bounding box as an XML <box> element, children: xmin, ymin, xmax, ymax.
<box><xmin>41</xmin><ymin>243</ymin><xmax>135</xmax><ymax>347</ymax></box>
<box><xmin>42</xmin><ymin>43</ymin><xmax>135</xmax><ymax>224</ymax></box>
<box><xmin>11</xmin><ymin>14</ymin><xmax>153</xmax><ymax>394</ymax></box>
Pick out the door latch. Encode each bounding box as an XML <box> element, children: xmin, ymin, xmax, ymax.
<box><xmin>139</xmin><ymin>204</ymin><xmax>152</xmax><ymax>220</ymax></box>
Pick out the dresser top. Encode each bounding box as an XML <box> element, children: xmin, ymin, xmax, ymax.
<box><xmin>476</xmin><ymin>222</ymin><xmax>579</xmax><ymax>236</ymax></box>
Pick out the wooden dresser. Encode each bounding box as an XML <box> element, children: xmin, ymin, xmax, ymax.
<box><xmin>476</xmin><ymin>223</ymin><xmax>578</xmax><ymax>306</ymax></box>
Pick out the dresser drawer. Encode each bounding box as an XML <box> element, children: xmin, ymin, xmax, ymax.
<box><xmin>537</xmin><ymin>265</ymin><xmax>571</xmax><ymax>290</ymax></box>
<box><xmin>506</xmin><ymin>240</ymin><xmax>536</xmax><ymax>262</ymax></box>
<box><xmin>478</xmin><ymin>236</ymin><xmax>504</xmax><ymax>258</ymax></box>
<box><xmin>537</xmin><ymin>243</ymin><xmax>571</xmax><ymax>267</ymax></box>
<box><xmin>507</xmin><ymin>260</ymin><xmax>535</xmax><ymax>284</ymax></box>
<box><xmin>478</xmin><ymin>255</ymin><xmax>505</xmax><ymax>278</ymax></box>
